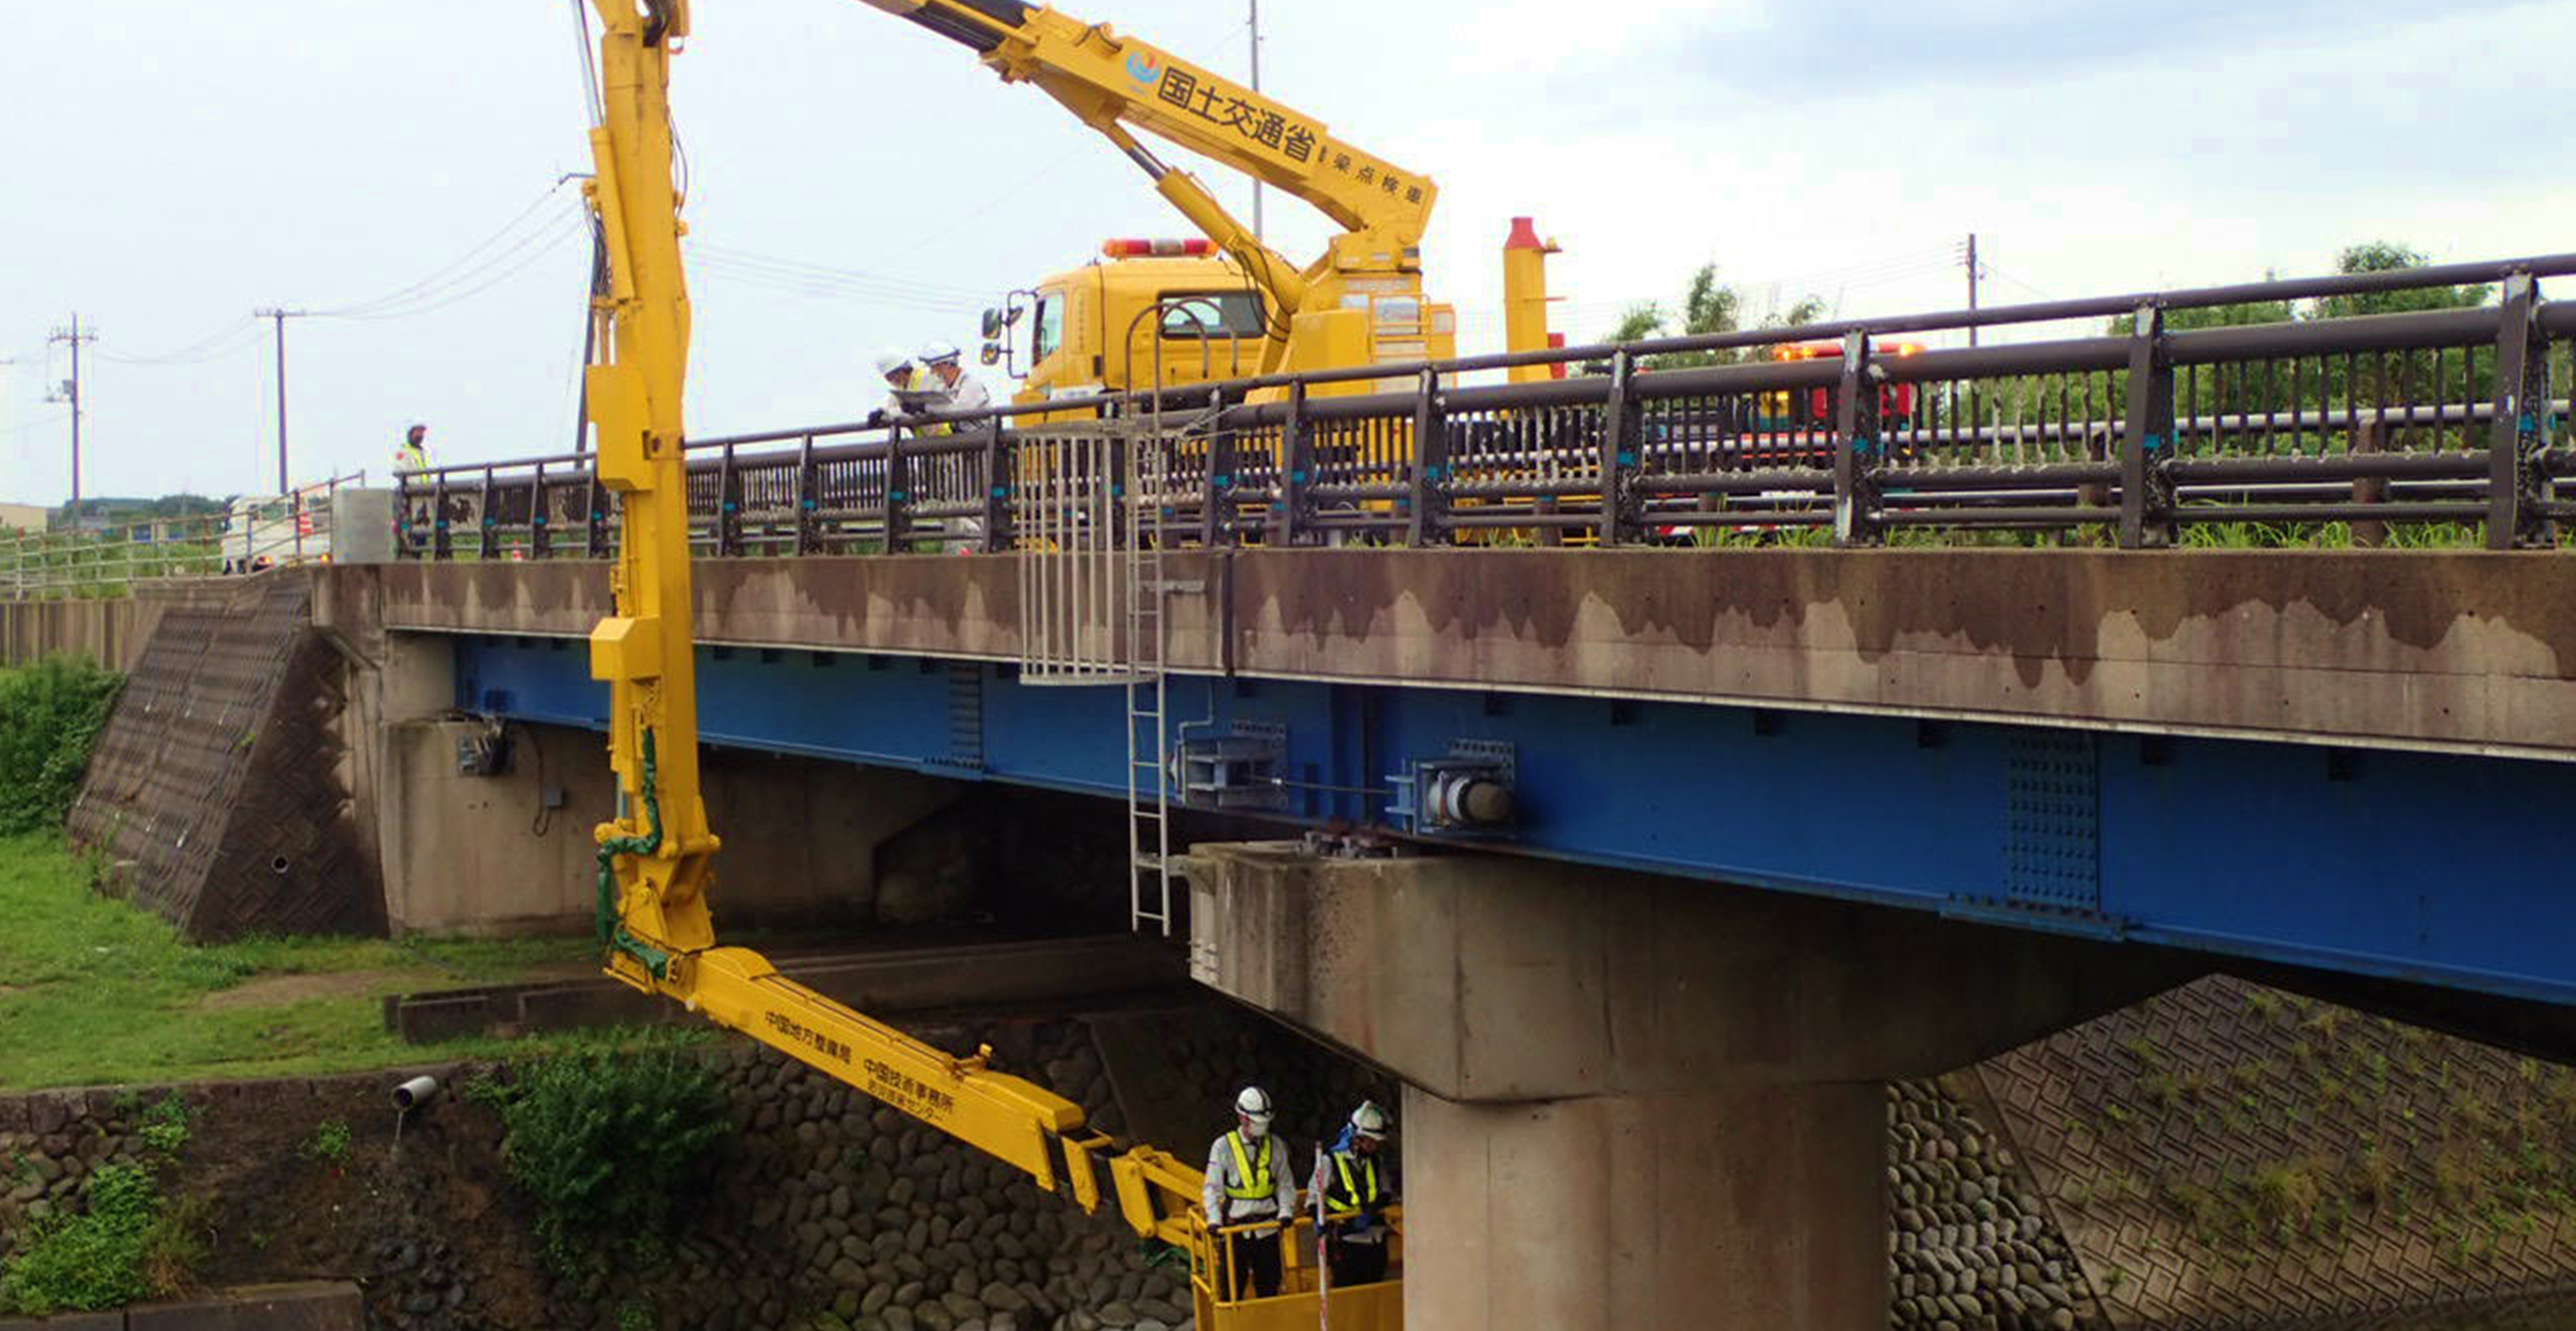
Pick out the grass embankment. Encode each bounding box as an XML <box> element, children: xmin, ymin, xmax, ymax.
<box><xmin>0</xmin><ymin>831</ymin><xmax>611</xmax><ymax>1089</ymax></box>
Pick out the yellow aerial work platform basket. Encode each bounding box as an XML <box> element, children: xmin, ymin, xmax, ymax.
<box><xmin>1193</xmin><ymin>1213</ymin><xmax>1405</xmax><ymax>1331</ymax></box>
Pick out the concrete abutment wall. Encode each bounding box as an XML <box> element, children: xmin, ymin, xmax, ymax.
<box><xmin>40</xmin><ymin>567</ymin><xmax>971</xmax><ymax>939</ymax></box>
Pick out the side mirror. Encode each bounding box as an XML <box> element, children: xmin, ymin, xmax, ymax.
<box><xmin>979</xmin><ymin>342</ymin><xmax>1003</xmax><ymax>367</ymax></box>
<box><xmin>980</xmin><ymin>307</ymin><xmax>1006</xmax><ymax>340</ymax></box>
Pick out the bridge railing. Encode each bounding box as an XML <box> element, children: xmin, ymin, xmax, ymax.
<box><xmin>396</xmin><ymin>253</ymin><xmax>2576</xmax><ymax>557</ymax></box>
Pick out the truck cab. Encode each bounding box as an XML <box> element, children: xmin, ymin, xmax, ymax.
<box><xmin>985</xmin><ymin>239</ymin><xmax>1457</xmax><ymax>407</ymax></box>
<box><xmin>987</xmin><ymin>241</ymin><xmax>1271</xmax><ymax>405</ymax></box>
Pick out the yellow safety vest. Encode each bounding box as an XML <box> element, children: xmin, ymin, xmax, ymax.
<box><xmin>901</xmin><ymin>366</ymin><xmax>953</xmax><ymax>437</ymax></box>
<box><xmin>394</xmin><ymin>443</ymin><xmax>429</xmax><ymax>472</ymax></box>
<box><xmin>1330</xmin><ymin>1150</ymin><xmax>1381</xmax><ymax>1210</ymax></box>
<box><xmin>1223</xmin><ymin>1130</ymin><xmax>1275</xmax><ymax>1202</ymax></box>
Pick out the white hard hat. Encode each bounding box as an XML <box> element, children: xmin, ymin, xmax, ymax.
<box><xmin>919</xmin><ymin>339</ymin><xmax>963</xmax><ymax>366</ymax></box>
<box><xmin>1350</xmin><ymin>1100</ymin><xmax>1391</xmax><ymax>1142</ymax></box>
<box><xmin>1234</xmin><ymin>1085</ymin><xmax>1274</xmax><ymax>1132</ymax></box>
<box><xmin>873</xmin><ymin>347</ymin><xmax>915</xmax><ymax>378</ymax></box>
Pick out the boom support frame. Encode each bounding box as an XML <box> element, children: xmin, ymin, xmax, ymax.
<box><xmin>575</xmin><ymin>0</ymin><xmax>1195</xmax><ymax>1250</ymax></box>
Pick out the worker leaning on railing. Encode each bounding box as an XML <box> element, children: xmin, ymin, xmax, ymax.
<box><xmin>1203</xmin><ymin>1085</ymin><xmax>1297</xmax><ymax>1301</ymax></box>
<box><xmin>867</xmin><ymin>348</ymin><xmax>949</xmax><ymax>434</ymax></box>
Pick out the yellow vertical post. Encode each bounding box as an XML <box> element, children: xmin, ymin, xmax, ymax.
<box><xmin>1501</xmin><ymin>215</ymin><xmax>1561</xmax><ymax>385</ymax></box>
<box><xmin>582</xmin><ymin>0</ymin><xmax>720</xmax><ymax>986</ymax></box>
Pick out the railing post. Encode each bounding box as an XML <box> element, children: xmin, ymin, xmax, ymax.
<box><xmin>1280</xmin><ymin>380</ymin><xmax>1313</xmax><ymax>547</ymax></box>
<box><xmin>432</xmin><ymin>474</ymin><xmax>452</xmax><ymax>561</ymax></box>
<box><xmin>2349</xmin><ymin>419</ymin><xmax>2387</xmax><ymax>548</ymax></box>
<box><xmin>794</xmin><ymin>433</ymin><xmax>819</xmax><ymax>555</ymax></box>
<box><xmin>583</xmin><ymin>472</ymin><xmax>608</xmax><ymax>559</ymax></box>
<box><xmin>1201</xmin><ymin>390</ymin><xmax>1234</xmax><ymax>548</ymax></box>
<box><xmin>979</xmin><ymin>422</ymin><xmax>1010</xmax><ymax>554</ymax></box>
<box><xmin>883</xmin><ymin>431</ymin><xmax>911</xmax><ymax>552</ymax></box>
<box><xmin>1831</xmin><ymin>331</ymin><xmax>1882</xmax><ymax>547</ymax></box>
<box><xmin>1407</xmin><ymin>368</ymin><xmax>1447</xmax><ymax>547</ymax></box>
<box><xmin>1108</xmin><ymin>423</ymin><xmax>1132</xmax><ymax>551</ymax></box>
<box><xmin>2118</xmin><ymin>304</ymin><xmax>2176</xmax><ymax>549</ymax></box>
<box><xmin>2487</xmin><ymin>272</ymin><xmax>2551</xmax><ymax>549</ymax></box>
<box><xmin>529</xmin><ymin>462</ymin><xmax>551</xmax><ymax>560</ymax></box>
<box><xmin>1598</xmin><ymin>349</ymin><xmax>1640</xmax><ymax>547</ymax></box>
<box><xmin>394</xmin><ymin>476</ymin><xmax>415</xmax><ymax>557</ymax></box>
<box><xmin>716</xmin><ymin>442</ymin><xmax>743</xmax><ymax>558</ymax></box>
<box><xmin>477</xmin><ymin>466</ymin><xmax>498</xmax><ymax>559</ymax></box>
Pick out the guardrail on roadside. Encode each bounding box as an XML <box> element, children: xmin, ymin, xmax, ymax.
<box><xmin>3</xmin><ymin>474</ymin><xmax>362</xmax><ymax>601</ymax></box>
<box><xmin>394</xmin><ymin>253</ymin><xmax>2576</xmax><ymax>557</ymax></box>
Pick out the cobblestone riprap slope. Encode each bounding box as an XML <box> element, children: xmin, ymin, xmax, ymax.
<box><xmin>8</xmin><ymin>981</ymin><xmax>2576</xmax><ymax>1330</ymax></box>
<box><xmin>1957</xmin><ymin>976</ymin><xmax>2576</xmax><ymax>1330</ymax></box>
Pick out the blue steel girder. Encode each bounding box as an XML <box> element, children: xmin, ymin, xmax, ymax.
<box><xmin>450</xmin><ymin>633</ymin><xmax>2576</xmax><ymax>1011</ymax></box>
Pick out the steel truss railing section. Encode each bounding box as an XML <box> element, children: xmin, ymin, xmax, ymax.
<box><xmin>1014</xmin><ymin>422</ymin><xmax>1139</xmax><ymax>685</ymax></box>
<box><xmin>394</xmin><ymin>256</ymin><xmax>2576</xmax><ymax>553</ymax></box>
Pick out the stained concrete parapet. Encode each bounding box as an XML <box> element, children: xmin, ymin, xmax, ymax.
<box><xmin>353</xmin><ymin>549</ymin><xmax>2576</xmax><ymax>760</ymax></box>
<box><xmin>0</xmin><ymin>575</ymin><xmax>256</xmax><ymax>672</ymax></box>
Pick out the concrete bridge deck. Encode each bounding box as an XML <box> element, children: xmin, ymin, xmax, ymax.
<box><xmin>359</xmin><ymin>547</ymin><xmax>2576</xmax><ymax>761</ymax></box>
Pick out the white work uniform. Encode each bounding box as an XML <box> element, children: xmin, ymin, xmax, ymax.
<box><xmin>1203</xmin><ymin>1128</ymin><xmax>1297</xmax><ymax>1228</ymax></box>
<box><xmin>934</xmin><ymin>368</ymin><xmax>991</xmax><ymax>416</ymax></box>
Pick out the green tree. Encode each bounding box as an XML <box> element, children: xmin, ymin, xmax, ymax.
<box><xmin>1600</xmin><ymin>264</ymin><xmax>1821</xmax><ymax>370</ymax></box>
<box><xmin>1607</xmin><ymin>301</ymin><xmax>1665</xmax><ymax>344</ymax></box>
<box><xmin>2311</xmin><ymin>242</ymin><xmax>2490</xmax><ymax>320</ymax></box>
<box><xmin>1681</xmin><ymin>265</ymin><xmax>1740</xmax><ymax>337</ymax></box>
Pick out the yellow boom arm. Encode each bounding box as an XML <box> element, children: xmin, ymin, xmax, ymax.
<box><xmin>576</xmin><ymin>0</ymin><xmax>1204</xmax><ymax>1246</ymax></box>
<box><xmin>858</xmin><ymin>0</ymin><xmax>1441</xmax><ymax>360</ymax></box>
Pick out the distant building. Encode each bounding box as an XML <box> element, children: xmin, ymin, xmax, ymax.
<box><xmin>0</xmin><ymin>502</ymin><xmax>45</xmax><ymax>533</ymax></box>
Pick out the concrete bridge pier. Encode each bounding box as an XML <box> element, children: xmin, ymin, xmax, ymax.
<box><xmin>1186</xmin><ymin>844</ymin><xmax>2195</xmax><ymax>1331</ymax></box>
<box><xmin>1400</xmin><ymin>1079</ymin><xmax>1881</xmax><ymax>1329</ymax></box>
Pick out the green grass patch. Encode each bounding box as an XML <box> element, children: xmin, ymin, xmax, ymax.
<box><xmin>0</xmin><ymin>659</ymin><xmax>121</xmax><ymax>835</ymax></box>
<box><xmin>0</xmin><ymin>832</ymin><xmax>605</xmax><ymax>1089</ymax></box>
<box><xmin>0</xmin><ymin>1161</ymin><xmax>195</xmax><ymax>1314</ymax></box>
<box><xmin>303</xmin><ymin>1117</ymin><xmax>352</xmax><ymax>1165</ymax></box>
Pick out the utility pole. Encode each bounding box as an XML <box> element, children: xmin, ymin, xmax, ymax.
<box><xmin>255</xmin><ymin>308</ymin><xmax>310</xmax><ymax>559</ymax></box>
<box><xmin>1248</xmin><ymin>0</ymin><xmax>1263</xmax><ymax>243</ymax></box>
<box><xmin>254</xmin><ymin>308</ymin><xmax>308</xmax><ymax>493</ymax></box>
<box><xmin>46</xmin><ymin>315</ymin><xmax>97</xmax><ymax>521</ymax></box>
<box><xmin>1964</xmin><ymin>233</ymin><xmax>1981</xmax><ymax>348</ymax></box>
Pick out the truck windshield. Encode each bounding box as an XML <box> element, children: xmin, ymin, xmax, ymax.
<box><xmin>1033</xmin><ymin>290</ymin><xmax>1065</xmax><ymax>362</ymax></box>
<box><xmin>1158</xmin><ymin>290</ymin><xmax>1267</xmax><ymax>339</ymax></box>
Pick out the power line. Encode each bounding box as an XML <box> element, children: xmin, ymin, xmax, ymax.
<box><xmin>0</xmin><ymin>412</ymin><xmax>68</xmax><ymax>440</ymax></box>
<box><xmin>311</xmin><ymin>183</ymin><xmax>578</xmax><ymax>318</ymax></box>
<box><xmin>687</xmin><ymin>248</ymin><xmax>989</xmax><ymax>314</ymax></box>
<box><xmin>823</xmin><ymin>7</ymin><xmax>1263</xmax><ymax>273</ymax></box>
<box><xmin>1988</xmin><ymin>265</ymin><xmax>2059</xmax><ymax>301</ymax></box>
<box><xmin>95</xmin><ymin>317</ymin><xmax>264</xmax><ymax>366</ymax></box>
<box><xmin>687</xmin><ymin>241</ymin><xmax>989</xmax><ymax>302</ymax></box>
<box><xmin>317</xmin><ymin>209</ymin><xmax>590</xmax><ymax>322</ymax></box>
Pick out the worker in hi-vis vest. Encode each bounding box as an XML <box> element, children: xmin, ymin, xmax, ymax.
<box><xmin>866</xmin><ymin>348</ymin><xmax>949</xmax><ymax>435</ymax></box>
<box><xmin>1311</xmin><ymin>1100</ymin><xmax>1397</xmax><ymax>1287</ymax></box>
<box><xmin>393</xmin><ymin>423</ymin><xmax>430</xmax><ymax>472</ymax></box>
<box><xmin>1203</xmin><ymin>1085</ymin><xmax>1297</xmax><ymax>1300</ymax></box>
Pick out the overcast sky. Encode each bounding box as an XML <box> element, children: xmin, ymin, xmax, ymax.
<box><xmin>3</xmin><ymin>0</ymin><xmax>2567</xmax><ymax>504</ymax></box>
